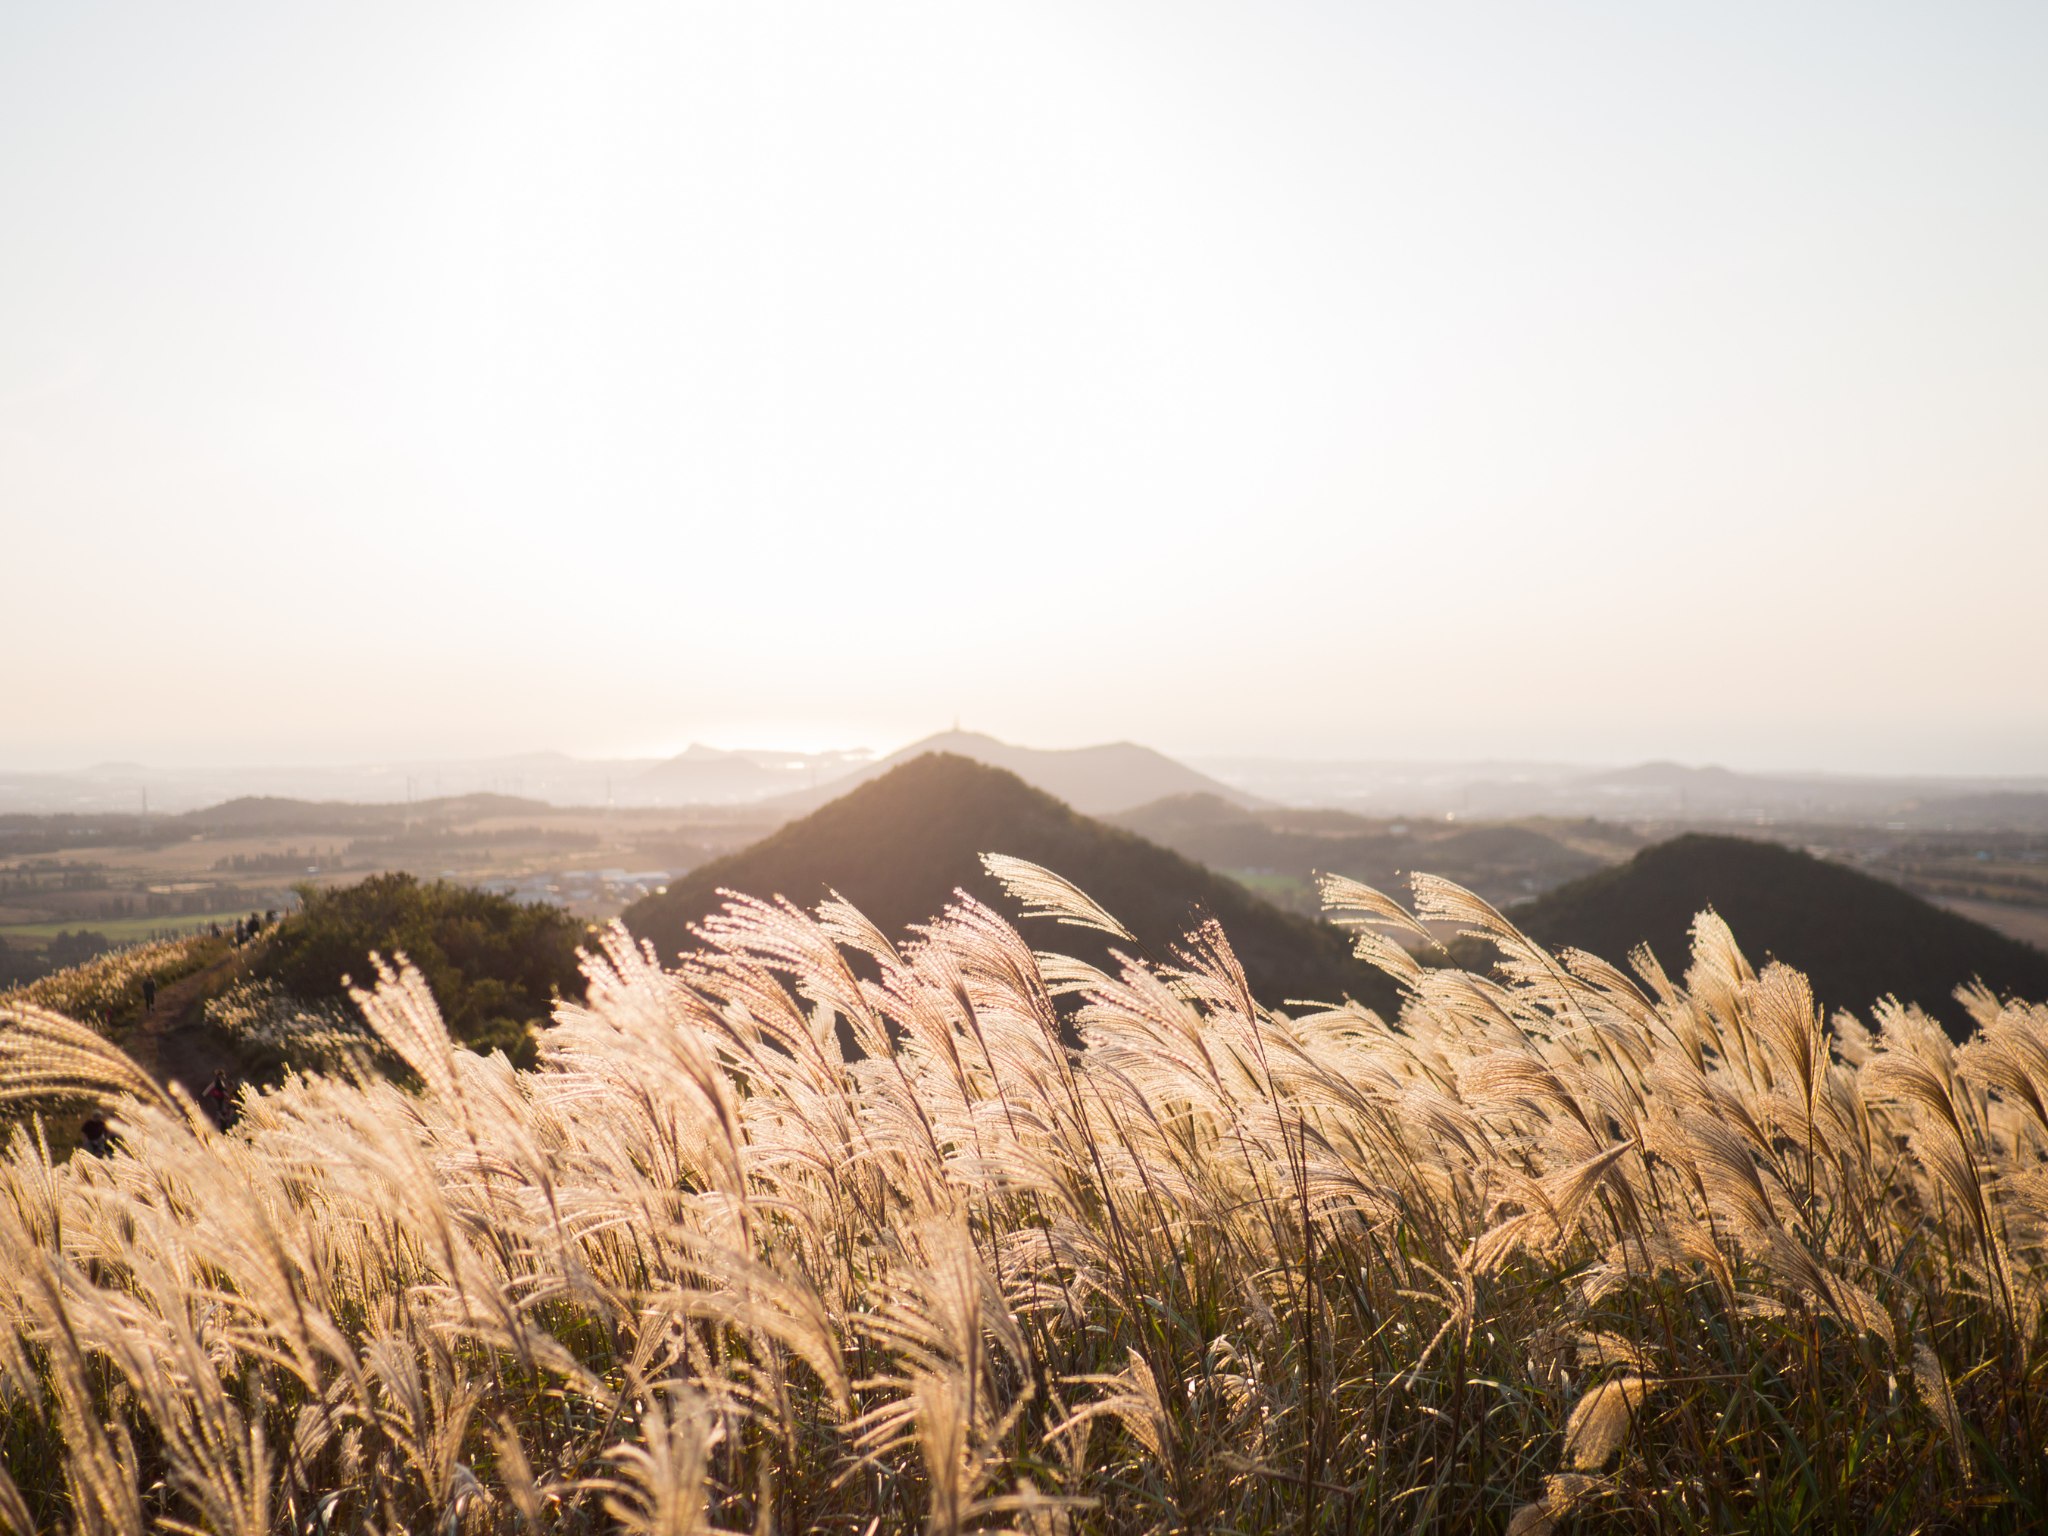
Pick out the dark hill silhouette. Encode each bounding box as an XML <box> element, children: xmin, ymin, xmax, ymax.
<box><xmin>1507</xmin><ymin>833</ymin><xmax>2048</xmax><ymax>1038</ymax></box>
<box><xmin>623</xmin><ymin>754</ymin><xmax>1392</xmax><ymax>1013</ymax></box>
<box><xmin>769</xmin><ymin>731</ymin><xmax>1264</xmax><ymax>817</ymax></box>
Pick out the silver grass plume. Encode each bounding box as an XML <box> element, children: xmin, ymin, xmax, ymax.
<box><xmin>0</xmin><ymin>1001</ymin><xmax>170</xmax><ymax>1113</ymax></box>
<box><xmin>982</xmin><ymin>855</ymin><xmax>1135</xmax><ymax>941</ymax></box>
<box><xmin>1561</xmin><ymin>1376</ymin><xmax>1650</xmax><ymax>1472</ymax></box>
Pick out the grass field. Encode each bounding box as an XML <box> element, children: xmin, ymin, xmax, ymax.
<box><xmin>2</xmin><ymin>858</ymin><xmax>2046</xmax><ymax>1531</ymax></box>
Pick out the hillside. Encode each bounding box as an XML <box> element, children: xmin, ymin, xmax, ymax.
<box><xmin>1508</xmin><ymin>832</ymin><xmax>2048</xmax><ymax>1036</ymax></box>
<box><xmin>770</xmin><ymin>731</ymin><xmax>1264</xmax><ymax>817</ymax></box>
<box><xmin>624</xmin><ymin>754</ymin><xmax>1391</xmax><ymax>1011</ymax></box>
<box><xmin>251</xmin><ymin>873</ymin><xmax>586</xmax><ymax>1067</ymax></box>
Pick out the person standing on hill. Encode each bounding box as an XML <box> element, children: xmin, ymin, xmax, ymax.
<box><xmin>201</xmin><ymin>1071</ymin><xmax>236</xmax><ymax>1130</ymax></box>
<box><xmin>142</xmin><ymin>975</ymin><xmax>156</xmax><ymax>1011</ymax></box>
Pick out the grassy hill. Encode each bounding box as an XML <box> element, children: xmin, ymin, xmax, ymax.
<box><xmin>624</xmin><ymin>754</ymin><xmax>1393</xmax><ymax>1012</ymax></box>
<box><xmin>1508</xmin><ymin>832</ymin><xmax>2048</xmax><ymax>1036</ymax></box>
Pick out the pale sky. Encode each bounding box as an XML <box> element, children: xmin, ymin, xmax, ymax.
<box><xmin>4</xmin><ymin>2</ymin><xmax>2045</xmax><ymax>775</ymax></box>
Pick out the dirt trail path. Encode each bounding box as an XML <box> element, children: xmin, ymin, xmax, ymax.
<box><xmin>127</xmin><ymin>944</ymin><xmax>261</xmax><ymax>1097</ymax></box>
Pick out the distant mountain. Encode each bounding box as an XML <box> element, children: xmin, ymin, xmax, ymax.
<box><xmin>623</xmin><ymin>754</ymin><xmax>1391</xmax><ymax>1012</ymax></box>
<box><xmin>1111</xmin><ymin>793</ymin><xmax>1619</xmax><ymax>914</ymax></box>
<box><xmin>1581</xmin><ymin>761</ymin><xmax>1748</xmax><ymax>790</ymax></box>
<box><xmin>772</xmin><ymin>731</ymin><xmax>1263</xmax><ymax>818</ymax></box>
<box><xmin>1506</xmin><ymin>833</ymin><xmax>2048</xmax><ymax>1037</ymax></box>
<box><xmin>0</xmin><ymin>757</ymin><xmax>656</xmax><ymax>816</ymax></box>
<box><xmin>632</xmin><ymin>744</ymin><xmax>868</xmax><ymax>805</ymax></box>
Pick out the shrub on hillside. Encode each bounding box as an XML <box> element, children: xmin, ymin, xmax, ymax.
<box><xmin>255</xmin><ymin>873</ymin><xmax>585</xmax><ymax>1067</ymax></box>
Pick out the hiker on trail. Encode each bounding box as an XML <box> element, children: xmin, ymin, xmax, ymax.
<box><xmin>142</xmin><ymin>975</ymin><xmax>156</xmax><ymax>1010</ymax></box>
<box><xmin>202</xmin><ymin>1071</ymin><xmax>236</xmax><ymax>1130</ymax></box>
<box><xmin>80</xmin><ymin>1118</ymin><xmax>114</xmax><ymax>1159</ymax></box>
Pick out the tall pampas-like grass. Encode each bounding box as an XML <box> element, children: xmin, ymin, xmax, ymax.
<box><xmin>2</xmin><ymin>857</ymin><xmax>2047</xmax><ymax>1531</ymax></box>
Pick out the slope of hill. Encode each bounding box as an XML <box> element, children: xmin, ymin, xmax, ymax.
<box><xmin>1111</xmin><ymin>793</ymin><xmax>1622</xmax><ymax>914</ymax></box>
<box><xmin>771</xmin><ymin>731</ymin><xmax>1264</xmax><ymax>817</ymax></box>
<box><xmin>624</xmin><ymin>754</ymin><xmax>1390</xmax><ymax>1011</ymax></box>
<box><xmin>1507</xmin><ymin>833</ymin><xmax>2048</xmax><ymax>1037</ymax></box>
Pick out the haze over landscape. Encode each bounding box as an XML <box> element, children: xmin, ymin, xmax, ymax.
<box><xmin>7</xmin><ymin>5</ymin><xmax>2048</xmax><ymax>1531</ymax></box>
<box><xmin>6</xmin><ymin>2</ymin><xmax>2047</xmax><ymax>774</ymax></box>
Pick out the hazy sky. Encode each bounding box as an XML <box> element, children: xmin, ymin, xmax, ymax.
<box><xmin>4</xmin><ymin>2</ymin><xmax>2045</xmax><ymax>774</ymax></box>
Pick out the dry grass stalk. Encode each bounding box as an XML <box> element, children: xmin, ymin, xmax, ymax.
<box><xmin>0</xmin><ymin>860</ymin><xmax>2044</xmax><ymax>1530</ymax></box>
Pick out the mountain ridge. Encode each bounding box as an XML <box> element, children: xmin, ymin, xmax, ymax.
<box><xmin>623</xmin><ymin>753</ymin><xmax>1388</xmax><ymax>1012</ymax></box>
<box><xmin>763</xmin><ymin>731</ymin><xmax>1268</xmax><ymax>818</ymax></box>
